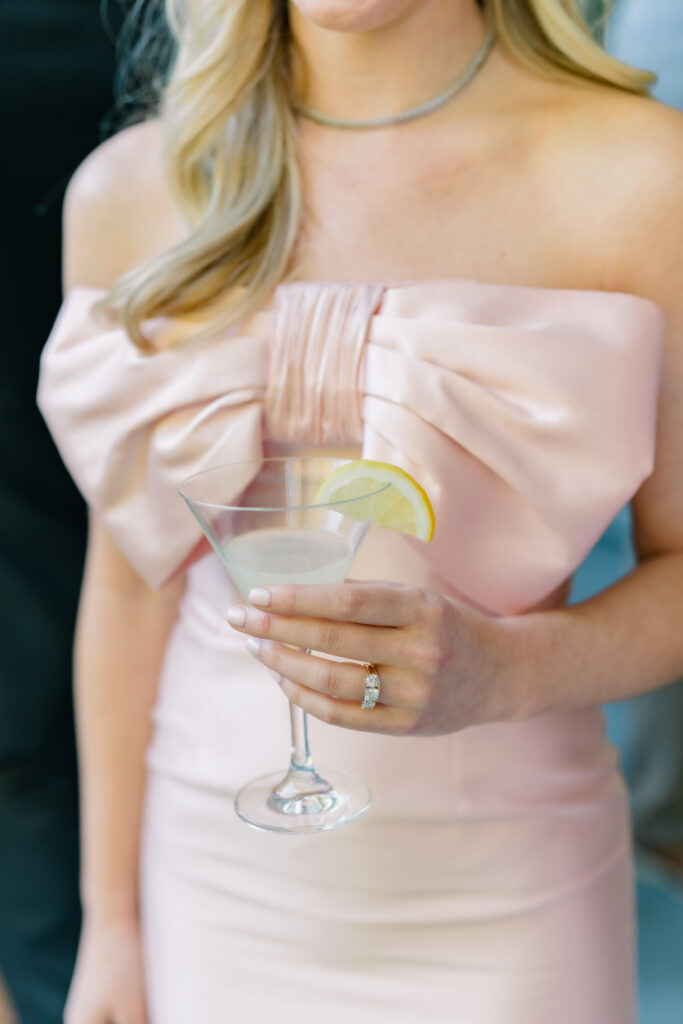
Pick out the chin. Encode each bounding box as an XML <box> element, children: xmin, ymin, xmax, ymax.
<box><xmin>290</xmin><ymin>0</ymin><xmax>420</xmax><ymax>33</ymax></box>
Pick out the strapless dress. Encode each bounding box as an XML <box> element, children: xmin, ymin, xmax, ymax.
<box><xmin>38</xmin><ymin>279</ymin><xmax>665</xmax><ymax>1023</ymax></box>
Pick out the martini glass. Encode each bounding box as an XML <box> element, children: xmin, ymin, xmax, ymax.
<box><xmin>179</xmin><ymin>457</ymin><xmax>389</xmax><ymax>834</ymax></box>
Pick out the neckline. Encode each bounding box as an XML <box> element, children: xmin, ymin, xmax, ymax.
<box><xmin>69</xmin><ymin>276</ymin><xmax>666</xmax><ymax>319</ymax></box>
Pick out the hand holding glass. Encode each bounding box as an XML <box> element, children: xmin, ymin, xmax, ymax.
<box><xmin>179</xmin><ymin>458</ymin><xmax>389</xmax><ymax>834</ymax></box>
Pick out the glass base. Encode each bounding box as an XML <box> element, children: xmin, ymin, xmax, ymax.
<box><xmin>235</xmin><ymin>768</ymin><xmax>372</xmax><ymax>834</ymax></box>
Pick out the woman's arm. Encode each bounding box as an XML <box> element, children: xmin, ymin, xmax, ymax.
<box><xmin>64</xmin><ymin>518</ymin><xmax>183</xmax><ymax>1024</ymax></box>
<box><xmin>63</xmin><ymin>122</ymin><xmax>184</xmax><ymax>922</ymax></box>
<box><xmin>59</xmin><ymin>122</ymin><xmax>185</xmax><ymax>1024</ymax></box>
<box><xmin>220</xmin><ymin>541</ymin><xmax>683</xmax><ymax>734</ymax></box>
<box><xmin>66</xmin><ymin>522</ymin><xmax>183</xmax><ymax>1024</ymax></box>
<box><xmin>75</xmin><ymin>515</ymin><xmax>184</xmax><ymax>924</ymax></box>
<box><xmin>517</xmin><ymin>105</ymin><xmax>683</xmax><ymax>716</ymax></box>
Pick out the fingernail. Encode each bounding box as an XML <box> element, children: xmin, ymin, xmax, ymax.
<box><xmin>268</xmin><ymin>670</ymin><xmax>282</xmax><ymax>683</ymax></box>
<box><xmin>249</xmin><ymin>588</ymin><xmax>271</xmax><ymax>607</ymax></box>
<box><xmin>227</xmin><ymin>607</ymin><xmax>247</xmax><ymax>627</ymax></box>
<box><xmin>245</xmin><ymin>637</ymin><xmax>261</xmax><ymax>656</ymax></box>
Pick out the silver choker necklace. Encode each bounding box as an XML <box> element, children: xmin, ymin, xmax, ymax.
<box><xmin>293</xmin><ymin>30</ymin><xmax>495</xmax><ymax>130</ymax></box>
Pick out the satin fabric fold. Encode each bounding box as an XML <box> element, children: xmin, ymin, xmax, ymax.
<box><xmin>38</xmin><ymin>280</ymin><xmax>665</xmax><ymax>614</ymax></box>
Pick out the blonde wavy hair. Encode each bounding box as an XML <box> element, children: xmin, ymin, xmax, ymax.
<box><xmin>105</xmin><ymin>0</ymin><xmax>654</xmax><ymax>351</ymax></box>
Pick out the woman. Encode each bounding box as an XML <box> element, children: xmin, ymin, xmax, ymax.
<box><xmin>38</xmin><ymin>1</ymin><xmax>683</xmax><ymax>1022</ymax></box>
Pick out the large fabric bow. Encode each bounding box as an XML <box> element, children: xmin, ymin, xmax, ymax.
<box><xmin>38</xmin><ymin>280</ymin><xmax>664</xmax><ymax>614</ymax></box>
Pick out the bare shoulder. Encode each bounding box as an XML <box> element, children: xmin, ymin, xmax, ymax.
<box><xmin>538</xmin><ymin>78</ymin><xmax>683</xmax><ymax>171</ymax></box>
<box><xmin>544</xmin><ymin>85</ymin><xmax>683</xmax><ymax>302</ymax></box>
<box><xmin>595</xmin><ymin>92</ymin><xmax>682</xmax><ymax>306</ymax></box>
<box><xmin>63</xmin><ymin>118</ymin><xmax>184</xmax><ymax>290</ymax></box>
<box><xmin>570</xmin><ymin>87</ymin><xmax>683</xmax><ymax>203</ymax></box>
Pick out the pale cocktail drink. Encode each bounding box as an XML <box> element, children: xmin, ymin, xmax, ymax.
<box><xmin>222</xmin><ymin>527</ymin><xmax>355</xmax><ymax>598</ymax></box>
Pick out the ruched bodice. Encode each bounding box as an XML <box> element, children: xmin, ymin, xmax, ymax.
<box><xmin>38</xmin><ymin>279</ymin><xmax>664</xmax><ymax>615</ymax></box>
<box><xmin>266</xmin><ymin>283</ymin><xmax>385</xmax><ymax>445</ymax></box>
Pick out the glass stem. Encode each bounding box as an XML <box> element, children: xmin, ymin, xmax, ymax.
<box><xmin>268</xmin><ymin>659</ymin><xmax>336</xmax><ymax>812</ymax></box>
<box><xmin>289</xmin><ymin>702</ymin><xmax>314</xmax><ymax>772</ymax></box>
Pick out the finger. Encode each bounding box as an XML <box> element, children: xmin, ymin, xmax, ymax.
<box><xmin>246</xmin><ymin>581</ymin><xmax>429</xmax><ymax>627</ymax></box>
<box><xmin>247</xmin><ymin>640</ymin><xmax>416</xmax><ymax>709</ymax></box>
<box><xmin>277</xmin><ymin>675</ymin><xmax>415</xmax><ymax>736</ymax></box>
<box><xmin>227</xmin><ymin>606</ymin><xmax>412</xmax><ymax>665</ymax></box>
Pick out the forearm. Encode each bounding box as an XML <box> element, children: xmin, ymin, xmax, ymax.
<box><xmin>75</xmin><ymin>529</ymin><xmax>183</xmax><ymax>924</ymax></box>
<box><xmin>507</xmin><ymin>552</ymin><xmax>683</xmax><ymax>717</ymax></box>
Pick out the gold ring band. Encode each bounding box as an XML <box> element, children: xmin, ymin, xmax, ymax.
<box><xmin>361</xmin><ymin>663</ymin><xmax>381</xmax><ymax>710</ymax></box>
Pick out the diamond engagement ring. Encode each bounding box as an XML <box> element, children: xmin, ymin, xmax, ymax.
<box><xmin>361</xmin><ymin>664</ymin><xmax>381</xmax><ymax>709</ymax></box>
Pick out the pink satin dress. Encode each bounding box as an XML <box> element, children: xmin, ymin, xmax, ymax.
<box><xmin>38</xmin><ymin>280</ymin><xmax>665</xmax><ymax>1023</ymax></box>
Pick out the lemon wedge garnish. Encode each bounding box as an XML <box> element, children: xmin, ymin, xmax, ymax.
<box><xmin>315</xmin><ymin>460</ymin><xmax>435</xmax><ymax>542</ymax></box>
